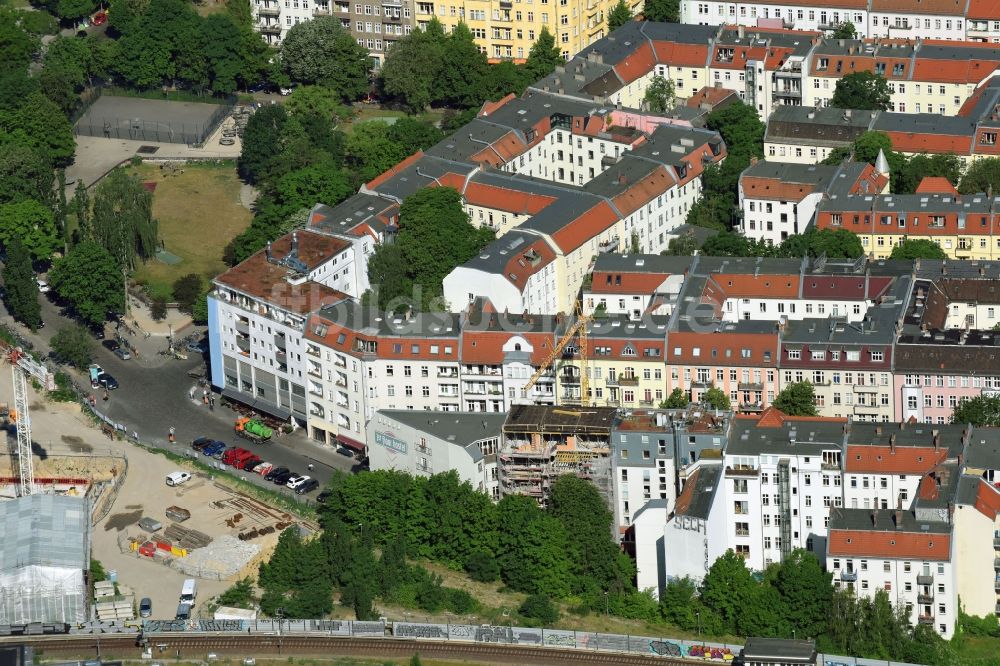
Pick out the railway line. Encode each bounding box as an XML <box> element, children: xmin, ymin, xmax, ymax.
<box><xmin>2</xmin><ymin>632</ymin><xmax>707</xmax><ymax>666</ymax></box>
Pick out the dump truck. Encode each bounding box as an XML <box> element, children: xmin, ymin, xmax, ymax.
<box><xmin>235</xmin><ymin>417</ymin><xmax>272</xmax><ymax>444</ymax></box>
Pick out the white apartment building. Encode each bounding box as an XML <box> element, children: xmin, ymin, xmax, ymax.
<box><xmin>367</xmin><ymin>410</ymin><xmax>506</xmax><ymax>497</ymax></box>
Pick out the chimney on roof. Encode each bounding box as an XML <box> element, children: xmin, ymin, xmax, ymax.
<box><xmin>981</xmin><ymin>267</ymin><xmax>986</xmax><ymax>277</ymax></box>
<box><xmin>871</xmin><ymin>508</ymin><xmax>877</xmax><ymax>527</ymax></box>
<box><xmin>265</xmin><ymin>241</ymin><xmax>273</xmax><ymax>263</ymax></box>
<box><xmin>894</xmin><ymin>507</ymin><xmax>903</xmax><ymax>530</ymax></box>
<box><xmin>738</xmin><ymin>25</ymin><xmax>744</xmax><ymax>38</ymax></box>
<box><xmin>933</xmin><ymin>433</ymin><xmax>940</xmax><ymax>451</ymax></box>
<box><xmin>618</xmin><ymin>174</ymin><xmax>628</xmax><ymax>186</ymax></box>
<box><xmin>889</xmin><ymin>433</ymin><xmax>896</xmax><ymax>453</ymax></box>
<box><xmin>750</xmin><ymin>155</ymin><xmax>758</xmax><ymax>166</ymax></box>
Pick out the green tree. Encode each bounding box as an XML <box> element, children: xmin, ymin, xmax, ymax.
<box><xmin>700</xmin><ymin>550</ymin><xmax>759</xmax><ymax>635</ymax></box>
<box><xmin>805</xmin><ymin>228</ymin><xmax>864</xmax><ymax>258</ymax></box>
<box><xmin>895</xmin><ymin>153</ymin><xmax>962</xmax><ymax>195</ymax></box>
<box><xmin>90</xmin><ymin>558</ymin><xmax>107</xmax><ymax>583</ymax></box>
<box><xmin>659</xmin><ymin>387</ymin><xmax>689</xmax><ymax>409</ymax></box>
<box><xmin>345</xmin><ymin>119</ymin><xmax>443</xmax><ymax>184</ymax></box>
<box><xmin>519</xmin><ymin>594</ymin><xmax>559</xmax><ymax>625</ymax></box>
<box><xmin>953</xmin><ymin>395</ymin><xmax>1000</xmax><ymax>426</ymax></box>
<box><xmin>643</xmin><ymin>0</ymin><xmax>679</xmax><ymax>22</ymax></box>
<box><xmin>607</xmin><ymin>0</ymin><xmax>633</xmax><ymax>31</ymax></box>
<box><xmin>889</xmin><ymin>238</ymin><xmax>946</xmax><ymax>261</ymax></box>
<box><xmin>73</xmin><ymin>180</ymin><xmax>90</xmax><ymax>242</ymax></box>
<box><xmin>659</xmin><ymin>577</ymin><xmax>701</xmax><ymax>631</ymax></box>
<box><xmin>831</xmin><ymin>22</ymin><xmax>857</xmax><ymax>39</ymax></box>
<box><xmin>0</xmin><ymin>200</ymin><xmax>60</xmax><ymax>261</ymax></box>
<box><xmin>773</xmin><ymin>381</ymin><xmax>818</xmax><ymax>416</ymax></box>
<box><xmin>1</xmin><ymin>92</ymin><xmax>75</xmax><ymax>166</ymax></box>
<box><xmin>217</xmin><ymin>578</ymin><xmax>256</xmax><ymax>608</ymax></box>
<box><xmin>701</xmin><ymin>231</ymin><xmax>749</xmax><ymax>256</ymax></box>
<box><xmin>172</xmin><ymin>273</ymin><xmax>203</xmax><ymax>314</ymax></box>
<box><xmin>273</xmin><ymin>163</ymin><xmax>353</xmax><ymax>211</ymax></box>
<box><xmin>225</xmin><ymin>0</ymin><xmax>253</xmax><ymax>29</ymax></box>
<box><xmin>369</xmin><ymin>187</ymin><xmax>493</xmax><ymax>311</ymax></box>
<box><xmin>685</xmin><ymin>194</ymin><xmax>733</xmax><ymax>232</ymax></box>
<box><xmin>91</xmin><ymin>169</ymin><xmax>158</xmax><ymax>270</ymax></box>
<box><xmin>464</xmin><ymin>550</ymin><xmax>500</xmax><ymax>582</ymax></box>
<box><xmin>496</xmin><ymin>495</ymin><xmax>572</xmax><ymax>597</ymax></box>
<box><xmin>286</xmin><ymin>85</ymin><xmax>349</xmax><ymax>121</ymax></box>
<box><xmin>281</xmin><ymin>17</ymin><xmax>370</xmax><ymax>100</ymax></box>
<box><xmin>49</xmin><ymin>241</ymin><xmax>125</xmax><ymax>326</ymax></box>
<box><xmin>663</xmin><ymin>231</ymin><xmax>701</xmax><ymax>256</ymax></box>
<box><xmin>379</xmin><ymin>21</ymin><xmax>447</xmax><ymax>113</ymax></box>
<box><xmin>831</xmin><ymin>71</ymin><xmax>891</xmax><ymax>111</ymax></box>
<box><xmin>238</xmin><ymin>104</ymin><xmax>289</xmax><ymax>184</ymax></box>
<box><xmin>524</xmin><ymin>27</ymin><xmax>562</xmax><ymax>81</ymax></box>
<box><xmin>771</xmin><ymin>550</ymin><xmax>833</xmax><ymax>640</ymax></box>
<box><xmin>959</xmin><ymin>156</ymin><xmax>1000</xmax><ymax>195</ymax></box>
<box><xmin>550</xmin><ymin>474</ymin><xmax>633</xmax><ymax>598</ymax></box>
<box><xmin>51</xmin><ymin>324</ymin><xmax>95</xmax><ymax>369</ymax></box>
<box><xmin>706</xmin><ymin>102</ymin><xmax>765</xmax><ymax>160</ymax></box>
<box><xmin>438</xmin><ymin>22</ymin><xmax>490</xmax><ymax>108</ymax></box>
<box><xmin>0</xmin><ymin>11</ymin><xmax>39</xmax><ymax>74</ymax></box>
<box><xmin>643</xmin><ymin>75</ymin><xmax>675</xmax><ymax>113</ymax></box>
<box><xmin>701</xmin><ymin>385</ymin><xmax>731</xmax><ymax>411</ymax></box>
<box><xmin>365</xmin><ymin>242</ymin><xmax>412</xmax><ymax>311</ymax></box>
<box><xmin>56</xmin><ymin>0</ymin><xmax>97</xmax><ymax>20</ymax></box>
<box><xmin>0</xmin><ymin>143</ymin><xmax>53</xmax><ymax>207</ymax></box>
<box><xmin>2</xmin><ymin>236</ymin><xmax>41</xmax><ymax>330</ymax></box>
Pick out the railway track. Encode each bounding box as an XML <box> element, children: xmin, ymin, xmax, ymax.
<box><xmin>5</xmin><ymin>633</ymin><xmax>704</xmax><ymax>666</ymax></box>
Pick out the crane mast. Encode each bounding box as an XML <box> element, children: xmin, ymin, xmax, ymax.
<box><xmin>8</xmin><ymin>348</ymin><xmax>53</xmax><ymax>497</ymax></box>
<box><xmin>520</xmin><ymin>304</ymin><xmax>590</xmax><ymax>405</ymax></box>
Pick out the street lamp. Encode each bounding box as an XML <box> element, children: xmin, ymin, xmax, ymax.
<box><xmin>696</xmin><ymin>611</ymin><xmax>702</xmax><ymax>648</ymax></box>
<box><xmin>603</xmin><ymin>591</ymin><xmax>609</xmax><ymax>617</ymax></box>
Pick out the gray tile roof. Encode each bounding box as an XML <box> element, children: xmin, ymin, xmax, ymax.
<box><xmin>376</xmin><ymin>410</ymin><xmax>506</xmax><ymax>452</ymax></box>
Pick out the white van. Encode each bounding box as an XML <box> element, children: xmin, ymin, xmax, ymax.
<box><xmin>166</xmin><ymin>471</ymin><xmax>191</xmax><ymax>487</ymax></box>
<box><xmin>180</xmin><ymin>579</ymin><xmax>197</xmax><ymax>604</ymax></box>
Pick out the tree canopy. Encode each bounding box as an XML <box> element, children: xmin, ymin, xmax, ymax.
<box><xmin>643</xmin><ymin>75</ymin><xmax>675</xmax><ymax>113</ymax></box>
<box><xmin>524</xmin><ymin>27</ymin><xmax>563</xmax><ymax>81</ymax></box>
<box><xmin>643</xmin><ymin>0</ymin><xmax>679</xmax><ymax>22</ymax></box>
<box><xmin>2</xmin><ymin>236</ymin><xmax>41</xmax><ymax>330</ymax></box>
<box><xmin>702</xmin><ymin>385</ymin><xmax>731</xmax><ymax>411</ymax></box>
<box><xmin>367</xmin><ymin>187</ymin><xmax>494</xmax><ymax>311</ymax></box>
<box><xmin>0</xmin><ymin>199</ymin><xmax>60</xmax><ymax>261</ymax></box>
<box><xmin>49</xmin><ymin>241</ymin><xmax>126</xmax><ymax>327</ymax></box>
<box><xmin>959</xmin><ymin>157</ymin><xmax>1000</xmax><ymax>195</ymax></box>
<box><xmin>953</xmin><ymin>395</ymin><xmax>1000</xmax><ymax>426</ymax></box>
<box><xmin>889</xmin><ymin>238</ymin><xmax>947</xmax><ymax>261</ymax></box>
<box><xmin>701</xmin><ymin>228</ymin><xmax>863</xmax><ymax>260</ymax></box>
<box><xmin>772</xmin><ymin>382</ymin><xmax>818</xmax><ymax>416</ymax></box>
<box><xmin>660</xmin><ymin>387</ymin><xmax>689</xmax><ymax>409</ymax></box>
<box><xmin>831</xmin><ymin>22</ymin><xmax>857</xmax><ymax>39</ymax></box>
<box><xmin>607</xmin><ymin>0</ymin><xmax>633</xmax><ymax>31</ymax></box>
<box><xmin>831</xmin><ymin>71</ymin><xmax>891</xmax><ymax>111</ymax></box>
<box><xmin>281</xmin><ymin>17</ymin><xmax>370</xmax><ymax>100</ymax></box>
<box><xmin>90</xmin><ymin>169</ymin><xmax>158</xmax><ymax>270</ymax></box>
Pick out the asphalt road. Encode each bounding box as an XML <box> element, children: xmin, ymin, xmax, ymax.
<box><xmin>2</xmin><ymin>293</ymin><xmax>359</xmax><ymax>502</ymax></box>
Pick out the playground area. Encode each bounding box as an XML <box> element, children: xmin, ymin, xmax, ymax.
<box><xmin>74</xmin><ymin>95</ymin><xmax>232</xmax><ymax>146</ymax></box>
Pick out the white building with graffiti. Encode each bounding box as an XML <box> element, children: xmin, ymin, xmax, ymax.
<box><xmin>366</xmin><ymin>410</ymin><xmax>507</xmax><ymax>500</ymax></box>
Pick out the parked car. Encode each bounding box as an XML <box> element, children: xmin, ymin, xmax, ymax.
<box><xmin>336</xmin><ymin>445</ymin><xmax>356</xmax><ymax>458</ymax></box>
<box><xmin>296</xmin><ymin>478</ymin><xmax>320</xmax><ymax>495</ymax></box>
<box><xmin>97</xmin><ymin>373</ymin><xmax>118</xmax><ymax>390</ymax></box>
<box><xmin>264</xmin><ymin>466</ymin><xmax>289</xmax><ymax>482</ymax></box>
<box><xmin>287</xmin><ymin>475</ymin><xmax>310</xmax><ymax>490</ymax></box>
<box><xmin>220</xmin><ymin>137</ymin><xmax>236</xmax><ymax>146</ymax></box>
<box><xmin>191</xmin><ymin>437</ymin><xmax>214</xmax><ymax>452</ymax></box>
<box><xmin>185</xmin><ymin>339</ymin><xmax>208</xmax><ymax>353</ymax></box>
<box><xmin>202</xmin><ymin>441</ymin><xmax>226</xmax><ymax>458</ymax></box>
<box><xmin>166</xmin><ymin>471</ymin><xmax>191</xmax><ymax>486</ymax></box>
<box><xmin>316</xmin><ymin>490</ymin><xmax>332</xmax><ymax>504</ymax></box>
<box><xmin>35</xmin><ymin>278</ymin><xmax>50</xmax><ymax>293</ymax></box>
<box><xmin>139</xmin><ymin>598</ymin><xmax>152</xmax><ymax>618</ymax></box>
<box><xmin>101</xmin><ymin>339</ymin><xmax>120</xmax><ymax>352</ymax></box>
<box><xmin>271</xmin><ymin>469</ymin><xmax>294</xmax><ymax>485</ymax></box>
<box><xmin>113</xmin><ymin>347</ymin><xmax>131</xmax><ymax>361</ymax></box>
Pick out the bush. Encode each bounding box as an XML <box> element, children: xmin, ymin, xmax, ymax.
<box><xmin>519</xmin><ymin>594</ymin><xmax>559</xmax><ymax>625</ymax></box>
<box><xmin>90</xmin><ymin>558</ymin><xmax>107</xmax><ymax>583</ymax></box>
<box><xmin>445</xmin><ymin>588</ymin><xmax>478</xmax><ymax>614</ymax></box>
<box><xmin>465</xmin><ymin>550</ymin><xmax>500</xmax><ymax>583</ymax></box>
<box><xmin>151</xmin><ymin>296</ymin><xmax>167</xmax><ymax>321</ymax></box>
<box><xmin>49</xmin><ymin>372</ymin><xmax>77</xmax><ymax>403</ymax></box>
<box><xmin>51</xmin><ymin>324</ymin><xmax>95</xmax><ymax>369</ymax></box>
<box><xmin>19</xmin><ymin>10</ymin><xmax>59</xmax><ymax>35</ymax></box>
<box><xmin>172</xmin><ymin>273</ymin><xmax>203</xmax><ymax>314</ymax></box>
<box><xmin>217</xmin><ymin>578</ymin><xmax>256</xmax><ymax>609</ymax></box>
<box><xmin>415</xmin><ymin>576</ymin><xmax>446</xmax><ymax>613</ymax></box>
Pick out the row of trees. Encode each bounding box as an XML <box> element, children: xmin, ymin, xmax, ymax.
<box><xmin>660</xmin><ymin>381</ymin><xmax>820</xmax><ymax>416</ymax></box>
<box><xmin>697</xmin><ymin>227</ymin><xmax>864</xmax><ymax>259</ymax></box>
<box><xmin>319</xmin><ymin>470</ymin><xmax>636</xmax><ymax>609</ymax></box>
<box><xmin>664</xmin><ymin>550</ymin><xmax>950</xmax><ymax>664</ymax></box>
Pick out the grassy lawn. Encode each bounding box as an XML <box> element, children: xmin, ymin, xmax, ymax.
<box><xmin>342</xmin><ymin>106</ymin><xmax>446</xmax><ymax>133</ymax></box>
<box><xmin>952</xmin><ymin>635</ymin><xmax>1000</xmax><ymax>664</ymax></box>
<box><xmin>192</xmin><ymin>0</ymin><xmax>228</xmax><ymax>16</ymax></box>
<box><xmin>127</xmin><ymin>161</ymin><xmax>250</xmax><ymax>299</ymax></box>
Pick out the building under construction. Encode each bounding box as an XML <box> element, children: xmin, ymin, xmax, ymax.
<box><xmin>499</xmin><ymin>404</ymin><xmax>616</xmax><ymax>509</ymax></box>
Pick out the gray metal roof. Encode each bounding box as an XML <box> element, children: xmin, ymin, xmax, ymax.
<box><xmin>742</xmin><ymin>638</ymin><xmax>817</xmax><ymax>662</ymax></box>
<box><xmin>308</xmin><ymin>194</ymin><xmax>396</xmax><ymax>237</ymax></box>
<box><xmin>727</xmin><ymin>418</ymin><xmax>846</xmax><ymax>457</ymax></box>
<box><xmin>828</xmin><ymin>506</ymin><xmax>951</xmax><ymax>534</ymax></box>
<box><xmin>0</xmin><ymin>495</ymin><xmax>88</xmax><ymax>572</ymax></box>
<box><xmin>376</xmin><ymin>410</ymin><xmax>506</xmax><ymax>452</ymax></box>
<box><xmin>676</xmin><ymin>463</ymin><xmax>721</xmax><ymax>520</ymax></box>
<box><xmin>593</xmin><ymin>253</ymin><xmax>693</xmax><ymax>275</ymax></box>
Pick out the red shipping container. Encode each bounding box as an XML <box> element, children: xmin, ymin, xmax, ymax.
<box><xmin>156</xmin><ymin>541</ymin><xmax>172</xmax><ymax>551</ymax></box>
<box><xmin>139</xmin><ymin>542</ymin><xmax>156</xmax><ymax>557</ymax></box>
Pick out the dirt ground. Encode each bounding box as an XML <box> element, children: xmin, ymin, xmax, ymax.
<box><xmin>0</xmin><ymin>375</ymin><xmax>285</xmax><ymax>621</ymax></box>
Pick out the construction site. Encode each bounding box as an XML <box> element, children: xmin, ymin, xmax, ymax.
<box><xmin>0</xmin><ymin>347</ymin><xmax>303</xmax><ymax>625</ymax></box>
<box><xmin>499</xmin><ymin>405</ymin><xmax>617</xmax><ymax>509</ymax></box>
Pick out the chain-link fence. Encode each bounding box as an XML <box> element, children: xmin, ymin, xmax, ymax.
<box><xmin>74</xmin><ymin>93</ymin><xmax>236</xmax><ymax>146</ymax></box>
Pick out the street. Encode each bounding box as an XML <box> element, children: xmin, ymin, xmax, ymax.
<box><xmin>1</xmin><ymin>292</ymin><xmax>358</xmax><ymax>501</ymax></box>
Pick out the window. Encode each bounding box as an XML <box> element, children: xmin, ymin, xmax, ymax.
<box><xmin>870</xmin><ymin>351</ymin><xmax>884</xmax><ymax>362</ymax></box>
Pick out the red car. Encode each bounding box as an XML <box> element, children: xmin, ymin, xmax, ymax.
<box><xmin>92</xmin><ymin>11</ymin><xmax>108</xmax><ymax>26</ymax></box>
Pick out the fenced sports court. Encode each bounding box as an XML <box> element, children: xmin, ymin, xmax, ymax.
<box><xmin>74</xmin><ymin>94</ymin><xmax>234</xmax><ymax>146</ymax></box>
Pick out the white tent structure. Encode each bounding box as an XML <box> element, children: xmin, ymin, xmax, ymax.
<box><xmin>0</xmin><ymin>495</ymin><xmax>89</xmax><ymax>624</ymax></box>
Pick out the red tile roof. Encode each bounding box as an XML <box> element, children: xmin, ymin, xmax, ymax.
<box><xmin>590</xmin><ymin>270</ymin><xmax>673</xmax><ymax>295</ymax></box>
<box><xmin>501</xmin><ymin>238</ymin><xmax>557</xmax><ymax>290</ymax></box>
<box><xmin>463</xmin><ymin>183</ymin><xmax>557</xmax><ymax>215</ymax></box>
<box><xmin>871</xmin><ymin>0</ymin><xmax>965</xmax><ymax>13</ymax></box>
<box><xmin>967</xmin><ymin>0</ymin><xmax>1000</xmax><ymax>19</ymax></box>
<box><xmin>845</xmin><ymin>445</ymin><xmax>948</xmax><ymax>474</ymax></box>
<box><xmin>708</xmin><ymin>273</ymin><xmax>800</xmax><ymax>299</ymax></box>
<box><xmin>459</xmin><ymin>329</ymin><xmax>554</xmax><ymax>365</ymax></box>
<box><xmin>741</xmin><ymin>176</ymin><xmax>818</xmax><ymax>201</ymax></box>
<box><xmin>911</xmin><ymin>58</ymin><xmax>1000</xmax><ymax>84</ymax></box>
<box><xmin>614</xmin><ymin>40</ymin><xmax>657</xmax><ymax>86</ymax></box>
<box><xmin>974</xmin><ymin>479</ymin><xmax>1000</xmax><ymax>519</ymax></box>
<box><xmin>828</xmin><ymin>528</ymin><xmax>951</xmax><ymax>560</ymax></box>
<box><xmin>915</xmin><ymin>177</ymin><xmax>959</xmax><ymax>195</ymax></box>
<box><xmin>737</xmin><ymin>406</ymin><xmax>845</xmax><ymax>428</ymax></box>
<box><xmin>652</xmin><ymin>42</ymin><xmax>709</xmax><ymax>69</ymax></box>
<box><xmin>886</xmin><ymin>131</ymin><xmax>975</xmax><ymax>156</ymax></box>
<box><xmin>686</xmin><ymin>86</ymin><xmax>740</xmax><ymax>109</ymax></box>
<box><xmin>612</xmin><ymin>167</ymin><xmax>675</xmax><ymax>217</ymax></box>
<box><xmin>550</xmin><ymin>201</ymin><xmax>620</xmax><ymax>253</ymax></box>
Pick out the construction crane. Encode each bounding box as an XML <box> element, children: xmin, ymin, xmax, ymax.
<box><xmin>521</xmin><ymin>303</ymin><xmax>590</xmax><ymax>405</ymax></box>
<box><xmin>8</xmin><ymin>347</ymin><xmax>53</xmax><ymax>497</ymax></box>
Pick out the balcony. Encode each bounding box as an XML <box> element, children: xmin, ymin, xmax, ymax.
<box><xmin>840</xmin><ymin>571</ymin><xmax>858</xmax><ymax>582</ymax></box>
<box><xmin>738</xmin><ymin>382</ymin><xmax>763</xmax><ymax>391</ymax></box>
<box><xmin>313</xmin><ymin>6</ymin><xmax>331</xmax><ymax>15</ymax></box>
<box><xmin>606</xmin><ymin>399</ymin><xmax>621</xmax><ymax>407</ymax></box>
<box><xmin>275</xmin><ymin>349</ymin><xmax>287</xmax><ymax>363</ymax></box>
<box><xmin>993</xmin><ymin>537</ymin><xmax>1000</xmax><ymax>548</ymax></box>
<box><xmin>437</xmin><ymin>368</ymin><xmax>458</xmax><ymax>378</ymax></box>
<box><xmin>235</xmin><ymin>319</ymin><xmax>250</xmax><ymax>334</ymax></box>
<box><xmin>726</xmin><ymin>466</ymin><xmax>760</xmax><ymax>477</ymax></box>
<box><xmin>917</xmin><ymin>615</ymin><xmax>934</xmax><ymax>625</ymax></box>
<box><xmin>561</xmin><ymin>373</ymin><xmax>581</xmax><ymax>385</ymax></box>
<box><xmin>995</xmin><ymin>557</ymin><xmax>1000</xmax><ymax>569</ymax></box>
<box><xmin>307</xmin><ymin>365</ymin><xmax>322</xmax><ymax>379</ymax></box>
<box><xmin>235</xmin><ymin>337</ymin><xmax>250</xmax><ymax>353</ymax></box>
<box><xmin>259</xmin><ymin>23</ymin><xmax>282</xmax><ymax>34</ymax></box>
<box><xmin>383</xmin><ymin>0</ymin><xmax>402</xmax><ymax>5</ymax></box>
<box><xmin>598</xmin><ymin>237</ymin><xmax>620</xmax><ymax>253</ymax></box>
<box><xmin>774</xmin><ymin>88</ymin><xmax>801</xmax><ymax>98</ymax></box>
<box><xmin>274</xmin><ymin>334</ymin><xmax>286</xmax><ymax>350</ymax></box>
<box><xmin>306</xmin><ymin>345</ymin><xmax>321</xmax><ymax>358</ymax></box>
<box><xmin>917</xmin><ymin>574</ymin><xmax>934</xmax><ymax>585</ymax></box>
<box><xmin>917</xmin><ymin>594</ymin><xmax>934</xmax><ymax>604</ymax></box>
<box><xmin>257</xmin><ymin>5</ymin><xmax>281</xmax><ymax>16</ymax></box>
<box><xmin>739</xmin><ymin>402</ymin><xmax>764</xmax><ymax>412</ymax></box>
<box><xmin>618</xmin><ymin>376</ymin><xmax>639</xmax><ymax>387</ymax></box>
